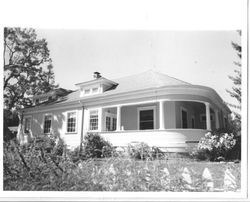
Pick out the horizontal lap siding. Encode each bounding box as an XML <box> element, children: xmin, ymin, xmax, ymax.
<box><xmin>26</xmin><ymin>107</ymin><xmax>83</xmax><ymax>148</ymax></box>
<box><xmin>100</xmin><ymin>129</ymin><xmax>207</xmax><ymax>152</ymax></box>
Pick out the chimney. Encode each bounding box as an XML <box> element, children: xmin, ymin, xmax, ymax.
<box><xmin>93</xmin><ymin>72</ymin><xmax>101</xmax><ymax>79</ymax></box>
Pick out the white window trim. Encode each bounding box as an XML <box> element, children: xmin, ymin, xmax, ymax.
<box><xmin>180</xmin><ymin>107</ymin><xmax>188</xmax><ymax>129</ymax></box>
<box><xmin>81</xmin><ymin>85</ymin><xmax>101</xmax><ymax>97</ymax></box>
<box><xmin>43</xmin><ymin>113</ymin><xmax>53</xmax><ymax>135</ymax></box>
<box><xmin>89</xmin><ymin>109</ymin><xmax>99</xmax><ymax>132</ymax></box>
<box><xmin>137</xmin><ymin>106</ymin><xmax>156</xmax><ymax>130</ymax></box>
<box><xmin>66</xmin><ymin>110</ymin><xmax>78</xmax><ymax>134</ymax></box>
<box><xmin>200</xmin><ymin>113</ymin><xmax>214</xmax><ymax>122</ymax></box>
<box><xmin>23</xmin><ymin>115</ymin><xmax>32</xmax><ymax>134</ymax></box>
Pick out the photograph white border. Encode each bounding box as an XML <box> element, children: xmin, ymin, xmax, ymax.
<box><xmin>0</xmin><ymin>0</ymin><xmax>248</xmax><ymax>201</ymax></box>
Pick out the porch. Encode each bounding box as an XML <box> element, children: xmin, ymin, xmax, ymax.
<box><xmin>84</xmin><ymin>99</ymin><xmax>228</xmax><ymax>152</ymax></box>
<box><xmin>99</xmin><ymin>129</ymin><xmax>208</xmax><ymax>152</ymax></box>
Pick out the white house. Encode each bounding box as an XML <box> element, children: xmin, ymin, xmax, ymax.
<box><xmin>19</xmin><ymin>70</ymin><xmax>231</xmax><ymax>152</ymax></box>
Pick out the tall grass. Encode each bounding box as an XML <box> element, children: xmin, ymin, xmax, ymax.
<box><xmin>4</xmin><ymin>139</ymin><xmax>241</xmax><ymax>191</ymax></box>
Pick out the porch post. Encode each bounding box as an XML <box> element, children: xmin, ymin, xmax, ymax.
<box><xmin>98</xmin><ymin>108</ymin><xmax>103</xmax><ymax>132</ymax></box>
<box><xmin>116</xmin><ymin>105</ymin><xmax>121</xmax><ymax>131</ymax></box>
<box><xmin>215</xmin><ymin>109</ymin><xmax>220</xmax><ymax>129</ymax></box>
<box><xmin>205</xmin><ymin>102</ymin><xmax>211</xmax><ymax>131</ymax></box>
<box><xmin>159</xmin><ymin>100</ymin><xmax>165</xmax><ymax>130</ymax></box>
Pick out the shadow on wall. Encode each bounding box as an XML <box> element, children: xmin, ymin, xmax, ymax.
<box><xmin>52</xmin><ymin>112</ymin><xmax>66</xmax><ymax>139</ymax></box>
<box><xmin>23</xmin><ymin>112</ymin><xmax>66</xmax><ymax>143</ymax></box>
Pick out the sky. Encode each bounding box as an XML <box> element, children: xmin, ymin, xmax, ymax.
<box><xmin>37</xmin><ymin>30</ymin><xmax>241</xmax><ymax>109</ymax></box>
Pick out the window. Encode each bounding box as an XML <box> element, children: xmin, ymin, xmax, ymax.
<box><xmin>84</xmin><ymin>89</ymin><xmax>90</xmax><ymax>94</ymax></box>
<box><xmin>112</xmin><ymin>118</ymin><xmax>117</xmax><ymax>131</ymax></box>
<box><xmin>138</xmin><ymin>106</ymin><xmax>155</xmax><ymax>130</ymax></box>
<box><xmin>44</xmin><ymin>114</ymin><xmax>52</xmax><ymax>134</ymax></box>
<box><xmin>89</xmin><ymin>110</ymin><xmax>98</xmax><ymax>130</ymax></box>
<box><xmin>106</xmin><ymin>117</ymin><xmax>111</xmax><ymax>131</ymax></box>
<box><xmin>67</xmin><ymin>112</ymin><xmax>77</xmax><ymax>133</ymax></box>
<box><xmin>92</xmin><ymin>87</ymin><xmax>98</xmax><ymax>93</ymax></box>
<box><xmin>200</xmin><ymin>114</ymin><xmax>214</xmax><ymax>122</ymax></box>
<box><xmin>24</xmin><ymin>117</ymin><xmax>32</xmax><ymax>134</ymax></box>
<box><xmin>181</xmin><ymin>108</ymin><xmax>188</xmax><ymax>128</ymax></box>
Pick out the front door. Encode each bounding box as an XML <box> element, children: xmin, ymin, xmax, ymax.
<box><xmin>139</xmin><ymin>108</ymin><xmax>154</xmax><ymax>130</ymax></box>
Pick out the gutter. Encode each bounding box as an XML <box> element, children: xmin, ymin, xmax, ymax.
<box><xmin>22</xmin><ymin>85</ymin><xmax>231</xmax><ymax>114</ymax></box>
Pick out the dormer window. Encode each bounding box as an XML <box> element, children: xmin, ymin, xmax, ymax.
<box><xmin>76</xmin><ymin>73</ymin><xmax>118</xmax><ymax>98</ymax></box>
<box><xmin>84</xmin><ymin>89</ymin><xmax>90</xmax><ymax>94</ymax></box>
<box><xmin>92</xmin><ymin>87</ymin><xmax>98</xmax><ymax>94</ymax></box>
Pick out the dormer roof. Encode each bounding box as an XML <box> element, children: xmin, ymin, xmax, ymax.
<box><xmin>75</xmin><ymin>77</ymin><xmax>117</xmax><ymax>88</ymax></box>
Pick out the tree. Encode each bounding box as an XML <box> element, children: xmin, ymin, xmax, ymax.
<box><xmin>4</xmin><ymin>28</ymin><xmax>58</xmax><ymax>142</ymax></box>
<box><xmin>227</xmin><ymin>30</ymin><xmax>241</xmax><ymax>134</ymax></box>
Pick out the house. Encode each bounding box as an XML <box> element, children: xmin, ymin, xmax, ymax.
<box><xmin>18</xmin><ymin>70</ymin><xmax>231</xmax><ymax>152</ymax></box>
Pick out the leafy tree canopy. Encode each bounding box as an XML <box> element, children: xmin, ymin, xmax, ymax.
<box><xmin>4</xmin><ymin>28</ymin><xmax>58</xmax><ymax>111</ymax></box>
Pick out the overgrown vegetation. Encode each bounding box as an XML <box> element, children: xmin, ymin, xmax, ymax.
<box><xmin>4</xmin><ymin>134</ymin><xmax>241</xmax><ymax>191</ymax></box>
<box><xmin>191</xmin><ymin>131</ymin><xmax>239</xmax><ymax>161</ymax></box>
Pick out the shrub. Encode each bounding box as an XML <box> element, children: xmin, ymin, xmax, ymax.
<box><xmin>127</xmin><ymin>142</ymin><xmax>165</xmax><ymax>160</ymax></box>
<box><xmin>52</xmin><ymin>138</ymin><xmax>65</xmax><ymax>156</ymax></box>
<box><xmin>83</xmin><ymin>133</ymin><xmax>114</xmax><ymax>159</ymax></box>
<box><xmin>192</xmin><ymin>132</ymin><xmax>237</xmax><ymax>161</ymax></box>
<box><xmin>3</xmin><ymin>135</ymin><xmax>76</xmax><ymax>191</ymax></box>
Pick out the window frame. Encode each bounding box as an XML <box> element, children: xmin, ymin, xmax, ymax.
<box><xmin>180</xmin><ymin>107</ymin><xmax>188</xmax><ymax>129</ymax></box>
<box><xmin>66</xmin><ymin>110</ymin><xmax>78</xmax><ymax>134</ymax></box>
<box><xmin>112</xmin><ymin>117</ymin><xmax>117</xmax><ymax>131</ymax></box>
<box><xmin>137</xmin><ymin>106</ymin><xmax>156</xmax><ymax>130</ymax></box>
<box><xmin>43</xmin><ymin>113</ymin><xmax>53</xmax><ymax>134</ymax></box>
<box><xmin>89</xmin><ymin>109</ymin><xmax>99</xmax><ymax>131</ymax></box>
<box><xmin>84</xmin><ymin>89</ymin><xmax>91</xmax><ymax>95</ymax></box>
<box><xmin>24</xmin><ymin>115</ymin><xmax>32</xmax><ymax>134</ymax></box>
<box><xmin>200</xmin><ymin>113</ymin><xmax>214</xmax><ymax>122</ymax></box>
<box><xmin>104</xmin><ymin>111</ymin><xmax>117</xmax><ymax>131</ymax></box>
<box><xmin>92</xmin><ymin>87</ymin><xmax>99</xmax><ymax>94</ymax></box>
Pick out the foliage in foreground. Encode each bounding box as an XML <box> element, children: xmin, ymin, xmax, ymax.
<box><xmin>191</xmin><ymin>131</ymin><xmax>239</xmax><ymax>161</ymax></box>
<box><xmin>4</xmin><ymin>136</ymin><xmax>240</xmax><ymax>191</ymax></box>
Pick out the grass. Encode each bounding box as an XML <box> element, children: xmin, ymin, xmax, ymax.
<box><xmin>3</xmin><ymin>139</ymin><xmax>241</xmax><ymax>191</ymax></box>
<box><xmin>40</xmin><ymin>157</ymin><xmax>240</xmax><ymax>191</ymax></box>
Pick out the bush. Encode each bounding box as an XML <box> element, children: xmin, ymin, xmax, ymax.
<box><xmin>3</xmin><ymin>136</ymin><xmax>76</xmax><ymax>191</ymax></box>
<box><xmin>127</xmin><ymin>142</ymin><xmax>165</xmax><ymax>160</ymax></box>
<box><xmin>83</xmin><ymin>133</ymin><xmax>114</xmax><ymax>159</ymax></box>
<box><xmin>192</xmin><ymin>132</ymin><xmax>237</xmax><ymax>161</ymax></box>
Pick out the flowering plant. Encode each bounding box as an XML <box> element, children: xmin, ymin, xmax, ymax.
<box><xmin>193</xmin><ymin>132</ymin><xmax>237</xmax><ymax>161</ymax></box>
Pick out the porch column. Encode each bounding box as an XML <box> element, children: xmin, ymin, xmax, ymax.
<box><xmin>116</xmin><ymin>105</ymin><xmax>121</xmax><ymax>131</ymax></box>
<box><xmin>205</xmin><ymin>102</ymin><xmax>211</xmax><ymax>131</ymax></box>
<box><xmin>215</xmin><ymin>109</ymin><xmax>220</xmax><ymax>129</ymax></box>
<box><xmin>98</xmin><ymin>108</ymin><xmax>103</xmax><ymax>132</ymax></box>
<box><xmin>159</xmin><ymin>100</ymin><xmax>165</xmax><ymax>130</ymax></box>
